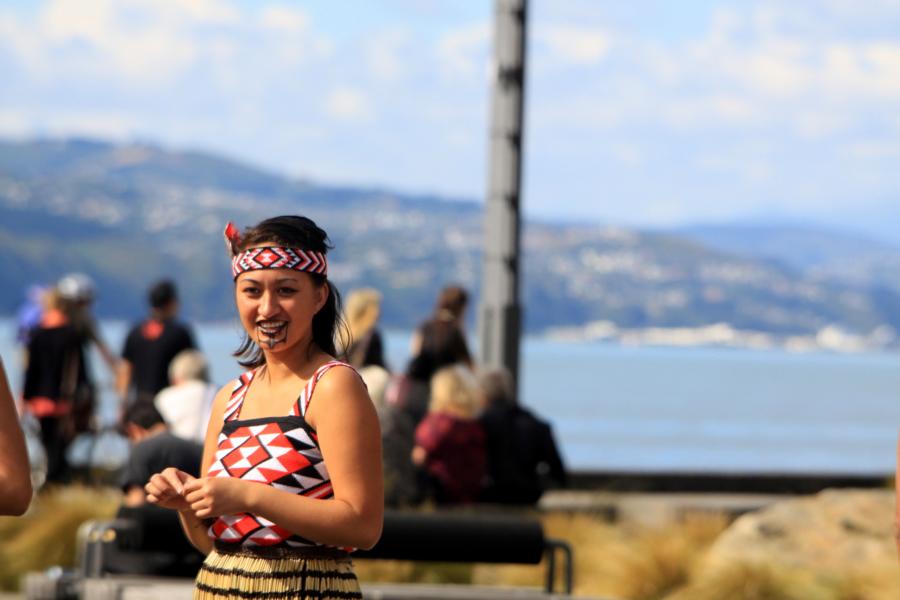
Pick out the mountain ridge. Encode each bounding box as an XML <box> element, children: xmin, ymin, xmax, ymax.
<box><xmin>2</xmin><ymin>136</ymin><xmax>899</xmax><ymax>350</ymax></box>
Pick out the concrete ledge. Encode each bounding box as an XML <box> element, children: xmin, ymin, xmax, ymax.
<box><xmin>77</xmin><ymin>578</ymin><xmax>613</xmax><ymax>600</ymax></box>
<box><xmin>540</xmin><ymin>489</ymin><xmax>784</xmax><ymax>523</ymax></box>
<box><xmin>566</xmin><ymin>470</ymin><xmax>888</xmax><ymax>494</ymax></box>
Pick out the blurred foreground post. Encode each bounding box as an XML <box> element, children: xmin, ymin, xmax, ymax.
<box><xmin>479</xmin><ymin>0</ymin><xmax>528</xmax><ymax>396</ymax></box>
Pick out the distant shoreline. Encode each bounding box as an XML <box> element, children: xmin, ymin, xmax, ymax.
<box><xmin>544</xmin><ymin>320</ymin><xmax>898</xmax><ymax>354</ymax></box>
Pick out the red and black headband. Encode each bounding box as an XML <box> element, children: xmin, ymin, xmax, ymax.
<box><xmin>225</xmin><ymin>222</ymin><xmax>328</xmax><ymax>280</ymax></box>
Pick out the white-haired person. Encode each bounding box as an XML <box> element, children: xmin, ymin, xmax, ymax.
<box><xmin>154</xmin><ymin>349</ymin><xmax>217</xmax><ymax>444</ymax></box>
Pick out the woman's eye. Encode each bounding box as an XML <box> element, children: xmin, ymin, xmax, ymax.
<box><xmin>279</xmin><ymin>287</ymin><xmax>298</xmax><ymax>295</ymax></box>
<box><xmin>242</xmin><ymin>287</ymin><xmax>260</xmax><ymax>295</ymax></box>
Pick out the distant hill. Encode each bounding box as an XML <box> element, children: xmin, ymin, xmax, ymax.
<box><xmin>679</xmin><ymin>223</ymin><xmax>900</xmax><ymax>296</ymax></box>
<box><xmin>2</xmin><ymin>137</ymin><xmax>900</xmax><ymax>348</ymax></box>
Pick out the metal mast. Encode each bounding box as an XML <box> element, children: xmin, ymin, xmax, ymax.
<box><xmin>478</xmin><ymin>0</ymin><xmax>528</xmax><ymax>396</ymax></box>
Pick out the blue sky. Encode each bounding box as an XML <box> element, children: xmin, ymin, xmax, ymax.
<box><xmin>2</xmin><ymin>1</ymin><xmax>900</xmax><ymax>238</ymax></box>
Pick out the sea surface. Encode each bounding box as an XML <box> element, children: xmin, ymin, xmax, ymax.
<box><xmin>3</xmin><ymin>318</ymin><xmax>900</xmax><ymax>475</ymax></box>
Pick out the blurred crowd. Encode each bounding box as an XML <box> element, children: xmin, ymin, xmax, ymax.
<box><xmin>12</xmin><ymin>276</ymin><xmax>566</xmax><ymax>509</ymax></box>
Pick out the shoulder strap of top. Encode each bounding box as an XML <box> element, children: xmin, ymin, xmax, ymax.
<box><xmin>223</xmin><ymin>369</ymin><xmax>257</xmax><ymax>422</ymax></box>
<box><xmin>293</xmin><ymin>361</ymin><xmax>359</xmax><ymax>418</ymax></box>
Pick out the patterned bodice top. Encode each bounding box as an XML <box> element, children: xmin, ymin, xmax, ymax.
<box><xmin>207</xmin><ymin>361</ymin><xmax>352</xmax><ymax>547</ymax></box>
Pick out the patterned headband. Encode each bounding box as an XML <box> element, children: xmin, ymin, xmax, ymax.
<box><xmin>225</xmin><ymin>222</ymin><xmax>328</xmax><ymax>279</ymax></box>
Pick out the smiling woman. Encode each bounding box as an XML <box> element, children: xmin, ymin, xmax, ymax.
<box><xmin>145</xmin><ymin>215</ymin><xmax>383</xmax><ymax>600</ymax></box>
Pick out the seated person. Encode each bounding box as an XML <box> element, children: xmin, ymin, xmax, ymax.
<box><xmin>111</xmin><ymin>403</ymin><xmax>204</xmax><ymax>576</ymax></box>
<box><xmin>478</xmin><ymin>368</ymin><xmax>567</xmax><ymax>505</ymax></box>
<box><xmin>412</xmin><ymin>365</ymin><xmax>485</xmax><ymax>504</ymax></box>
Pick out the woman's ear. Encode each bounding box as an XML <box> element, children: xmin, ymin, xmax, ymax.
<box><xmin>315</xmin><ymin>282</ymin><xmax>330</xmax><ymax>313</ymax></box>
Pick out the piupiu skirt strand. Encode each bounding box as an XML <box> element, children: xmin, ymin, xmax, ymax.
<box><xmin>194</xmin><ymin>542</ymin><xmax>362</xmax><ymax>600</ymax></box>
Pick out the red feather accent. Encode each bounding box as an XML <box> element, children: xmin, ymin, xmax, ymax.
<box><xmin>223</xmin><ymin>221</ymin><xmax>241</xmax><ymax>254</ymax></box>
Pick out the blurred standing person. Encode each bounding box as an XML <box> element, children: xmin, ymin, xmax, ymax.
<box><xmin>409</xmin><ymin>284</ymin><xmax>471</xmax><ymax>368</ymax></box>
<box><xmin>118</xmin><ymin>280</ymin><xmax>196</xmax><ymax>409</ymax></box>
<box><xmin>397</xmin><ymin>284</ymin><xmax>473</xmax><ymax>425</ymax></box>
<box><xmin>15</xmin><ymin>285</ymin><xmax>45</xmax><ymax>347</ymax></box>
<box><xmin>0</xmin><ymin>355</ymin><xmax>33</xmax><ymax>514</ymax></box>
<box><xmin>154</xmin><ymin>349</ymin><xmax>217</xmax><ymax>444</ymax></box>
<box><xmin>342</xmin><ymin>288</ymin><xmax>390</xmax><ymax>408</ymax></box>
<box><xmin>21</xmin><ymin>288</ymin><xmax>87</xmax><ymax>483</ymax></box>
<box><xmin>58</xmin><ymin>272</ymin><xmax>118</xmax><ymax>374</ymax></box>
<box><xmin>58</xmin><ymin>273</ymin><xmax>118</xmax><ymax>433</ymax></box>
<box><xmin>478</xmin><ymin>368</ymin><xmax>566</xmax><ymax>505</ymax></box>
<box><xmin>412</xmin><ymin>365</ymin><xmax>485</xmax><ymax>505</ymax></box>
<box><xmin>381</xmin><ymin>285</ymin><xmax>473</xmax><ymax>506</ymax></box>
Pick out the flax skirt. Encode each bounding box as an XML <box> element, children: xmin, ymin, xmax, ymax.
<box><xmin>194</xmin><ymin>544</ymin><xmax>362</xmax><ymax>600</ymax></box>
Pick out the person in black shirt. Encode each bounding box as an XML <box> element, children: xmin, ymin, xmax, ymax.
<box><xmin>114</xmin><ymin>403</ymin><xmax>204</xmax><ymax>576</ymax></box>
<box><xmin>57</xmin><ymin>272</ymin><xmax>119</xmax><ymax>436</ymax></box>
<box><xmin>401</xmin><ymin>285</ymin><xmax>473</xmax><ymax>424</ymax></box>
<box><xmin>120</xmin><ymin>403</ymin><xmax>203</xmax><ymax>507</ymax></box>
<box><xmin>22</xmin><ymin>288</ymin><xmax>89</xmax><ymax>484</ymax></box>
<box><xmin>118</xmin><ymin>280</ymin><xmax>196</xmax><ymax>409</ymax></box>
<box><xmin>477</xmin><ymin>368</ymin><xmax>567</xmax><ymax>505</ymax></box>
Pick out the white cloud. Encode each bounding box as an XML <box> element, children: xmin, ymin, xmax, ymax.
<box><xmin>695</xmin><ymin>154</ymin><xmax>773</xmax><ymax>184</ymax></box>
<box><xmin>3</xmin><ymin>0</ymin><xmax>900</xmax><ymax>228</ymax></box>
<box><xmin>366</xmin><ymin>29</ymin><xmax>412</xmax><ymax>82</ymax></box>
<box><xmin>437</xmin><ymin>22</ymin><xmax>489</xmax><ymax>77</ymax></box>
<box><xmin>325</xmin><ymin>88</ymin><xmax>372</xmax><ymax>122</ymax></box>
<box><xmin>537</xmin><ymin>25</ymin><xmax>612</xmax><ymax>66</ymax></box>
<box><xmin>0</xmin><ymin>0</ymin><xmax>327</xmax><ymax>88</ymax></box>
<box><xmin>259</xmin><ymin>5</ymin><xmax>309</xmax><ymax>33</ymax></box>
<box><xmin>844</xmin><ymin>141</ymin><xmax>900</xmax><ymax>160</ymax></box>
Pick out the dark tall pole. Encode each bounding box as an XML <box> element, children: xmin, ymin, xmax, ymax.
<box><xmin>479</xmin><ymin>0</ymin><xmax>527</xmax><ymax>396</ymax></box>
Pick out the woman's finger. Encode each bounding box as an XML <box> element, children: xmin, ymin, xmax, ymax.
<box><xmin>183</xmin><ymin>477</ymin><xmax>202</xmax><ymax>494</ymax></box>
<box><xmin>161</xmin><ymin>469</ymin><xmax>185</xmax><ymax>494</ymax></box>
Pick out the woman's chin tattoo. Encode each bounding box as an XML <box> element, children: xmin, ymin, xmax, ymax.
<box><xmin>257</xmin><ymin>322</ymin><xmax>289</xmax><ymax>349</ymax></box>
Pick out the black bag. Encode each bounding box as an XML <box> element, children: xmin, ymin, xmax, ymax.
<box><xmin>61</xmin><ymin>348</ymin><xmax>96</xmax><ymax>435</ymax></box>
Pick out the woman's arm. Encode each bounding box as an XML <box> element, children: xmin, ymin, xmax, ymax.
<box><xmin>87</xmin><ymin>320</ymin><xmax>119</xmax><ymax>374</ymax></box>
<box><xmin>185</xmin><ymin>367</ymin><xmax>384</xmax><ymax>549</ymax></box>
<box><xmin>0</xmin><ymin>356</ymin><xmax>32</xmax><ymax>515</ymax></box>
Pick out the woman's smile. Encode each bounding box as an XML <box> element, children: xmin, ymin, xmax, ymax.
<box><xmin>256</xmin><ymin>319</ymin><xmax>289</xmax><ymax>348</ymax></box>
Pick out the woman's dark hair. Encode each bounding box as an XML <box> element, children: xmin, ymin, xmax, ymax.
<box><xmin>231</xmin><ymin>215</ymin><xmax>347</xmax><ymax>368</ymax></box>
<box><xmin>434</xmin><ymin>285</ymin><xmax>468</xmax><ymax>321</ymax></box>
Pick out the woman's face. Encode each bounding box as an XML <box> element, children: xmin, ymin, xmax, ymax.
<box><xmin>235</xmin><ymin>267</ymin><xmax>328</xmax><ymax>355</ymax></box>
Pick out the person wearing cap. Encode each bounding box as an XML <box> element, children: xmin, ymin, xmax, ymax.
<box><xmin>56</xmin><ymin>272</ymin><xmax>118</xmax><ymax>435</ymax></box>
<box><xmin>57</xmin><ymin>272</ymin><xmax>119</xmax><ymax>376</ymax></box>
<box><xmin>117</xmin><ymin>280</ymin><xmax>196</xmax><ymax>410</ymax></box>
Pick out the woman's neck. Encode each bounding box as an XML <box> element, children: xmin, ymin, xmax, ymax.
<box><xmin>260</xmin><ymin>339</ymin><xmax>325</xmax><ymax>381</ymax></box>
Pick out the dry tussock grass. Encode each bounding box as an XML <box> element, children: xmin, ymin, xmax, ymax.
<box><xmin>2</xmin><ymin>487</ymin><xmax>899</xmax><ymax>600</ymax></box>
<box><xmin>664</xmin><ymin>560</ymin><xmax>900</xmax><ymax>600</ymax></box>
<box><xmin>358</xmin><ymin>510</ymin><xmax>732</xmax><ymax>599</ymax></box>
<box><xmin>0</xmin><ymin>485</ymin><xmax>119</xmax><ymax>590</ymax></box>
<box><xmin>664</xmin><ymin>561</ymin><xmax>835</xmax><ymax>600</ymax></box>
